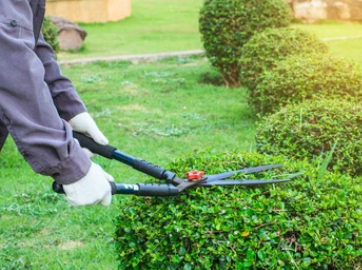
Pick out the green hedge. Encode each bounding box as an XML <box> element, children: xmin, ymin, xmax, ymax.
<box><xmin>255</xmin><ymin>99</ymin><xmax>362</xmax><ymax>176</ymax></box>
<box><xmin>115</xmin><ymin>151</ymin><xmax>362</xmax><ymax>269</ymax></box>
<box><xmin>252</xmin><ymin>53</ymin><xmax>362</xmax><ymax>116</ymax></box>
<box><xmin>199</xmin><ymin>0</ymin><xmax>291</xmax><ymax>87</ymax></box>
<box><xmin>240</xmin><ymin>27</ymin><xmax>328</xmax><ymax>93</ymax></box>
<box><xmin>42</xmin><ymin>16</ymin><xmax>59</xmax><ymax>55</ymax></box>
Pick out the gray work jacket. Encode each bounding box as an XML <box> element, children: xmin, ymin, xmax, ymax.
<box><xmin>0</xmin><ymin>0</ymin><xmax>91</xmax><ymax>184</ymax></box>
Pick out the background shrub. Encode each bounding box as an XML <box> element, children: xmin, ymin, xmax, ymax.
<box><xmin>42</xmin><ymin>16</ymin><xmax>60</xmax><ymax>55</ymax></box>
<box><xmin>198</xmin><ymin>70</ymin><xmax>224</xmax><ymax>86</ymax></box>
<box><xmin>115</xmin><ymin>150</ymin><xmax>362</xmax><ymax>269</ymax></box>
<box><xmin>251</xmin><ymin>53</ymin><xmax>362</xmax><ymax>115</ymax></box>
<box><xmin>255</xmin><ymin>99</ymin><xmax>362</xmax><ymax>176</ymax></box>
<box><xmin>240</xmin><ymin>27</ymin><xmax>328</xmax><ymax>92</ymax></box>
<box><xmin>199</xmin><ymin>0</ymin><xmax>291</xmax><ymax>88</ymax></box>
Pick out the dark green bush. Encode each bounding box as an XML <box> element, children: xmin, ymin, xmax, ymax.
<box><xmin>42</xmin><ymin>16</ymin><xmax>59</xmax><ymax>55</ymax></box>
<box><xmin>115</xmin><ymin>150</ymin><xmax>362</xmax><ymax>269</ymax></box>
<box><xmin>199</xmin><ymin>0</ymin><xmax>291</xmax><ymax>88</ymax></box>
<box><xmin>252</xmin><ymin>53</ymin><xmax>362</xmax><ymax>115</ymax></box>
<box><xmin>198</xmin><ymin>70</ymin><xmax>224</xmax><ymax>86</ymax></box>
<box><xmin>255</xmin><ymin>99</ymin><xmax>362</xmax><ymax>176</ymax></box>
<box><xmin>240</xmin><ymin>27</ymin><xmax>328</xmax><ymax>92</ymax></box>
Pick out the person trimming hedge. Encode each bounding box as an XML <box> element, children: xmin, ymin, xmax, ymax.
<box><xmin>0</xmin><ymin>0</ymin><xmax>113</xmax><ymax>206</ymax></box>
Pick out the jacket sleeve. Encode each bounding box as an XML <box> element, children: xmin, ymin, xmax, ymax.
<box><xmin>0</xmin><ymin>11</ymin><xmax>91</xmax><ymax>185</ymax></box>
<box><xmin>34</xmin><ymin>34</ymin><xmax>87</xmax><ymax>121</ymax></box>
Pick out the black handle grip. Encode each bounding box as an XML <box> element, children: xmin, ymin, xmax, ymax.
<box><xmin>73</xmin><ymin>132</ymin><xmax>176</xmax><ymax>181</ymax></box>
<box><xmin>52</xmin><ymin>181</ymin><xmax>118</xmax><ymax>195</ymax></box>
<box><xmin>137</xmin><ymin>183</ymin><xmax>179</xmax><ymax>196</ymax></box>
<box><xmin>52</xmin><ymin>181</ymin><xmax>178</xmax><ymax>197</ymax></box>
<box><xmin>133</xmin><ymin>158</ymin><xmax>175</xmax><ymax>180</ymax></box>
<box><xmin>52</xmin><ymin>181</ymin><xmax>65</xmax><ymax>194</ymax></box>
<box><xmin>73</xmin><ymin>131</ymin><xmax>116</xmax><ymax>159</ymax></box>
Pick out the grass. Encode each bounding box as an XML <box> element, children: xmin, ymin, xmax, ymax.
<box><xmin>59</xmin><ymin>0</ymin><xmax>362</xmax><ymax>65</ymax></box>
<box><xmin>0</xmin><ymin>56</ymin><xmax>254</xmax><ymax>269</ymax></box>
<box><xmin>59</xmin><ymin>0</ymin><xmax>204</xmax><ymax>60</ymax></box>
<box><xmin>323</xmin><ymin>38</ymin><xmax>362</xmax><ymax>64</ymax></box>
<box><xmin>292</xmin><ymin>22</ymin><xmax>362</xmax><ymax>64</ymax></box>
<box><xmin>2</xmin><ymin>1</ymin><xmax>362</xmax><ymax>268</ymax></box>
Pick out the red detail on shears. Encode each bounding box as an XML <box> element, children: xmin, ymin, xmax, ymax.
<box><xmin>187</xmin><ymin>170</ymin><xmax>205</xmax><ymax>181</ymax></box>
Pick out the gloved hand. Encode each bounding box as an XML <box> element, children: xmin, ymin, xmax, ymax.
<box><xmin>68</xmin><ymin>112</ymin><xmax>108</xmax><ymax>145</ymax></box>
<box><xmin>63</xmin><ymin>162</ymin><xmax>114</xmax><ymax>206</ymax></box>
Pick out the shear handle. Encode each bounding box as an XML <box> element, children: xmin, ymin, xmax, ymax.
<box><xmin>52</xmin><ymin>181</ymin><xmax>179</xmax><ymax>197</ymax></box>
<box><xmin>73</xmin><ymin>131</ymin><xmax>176</xmax><ymax>181</ymax></box>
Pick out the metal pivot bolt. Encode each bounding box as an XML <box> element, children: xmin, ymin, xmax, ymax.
<box><xmin>187</xmin><ymin>170</ymin><xmax>204</xmax><ymax>181</ymax></box>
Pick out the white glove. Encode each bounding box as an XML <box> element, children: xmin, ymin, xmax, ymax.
<box><xmin>68</xmin><ymin>112</ymin><xmax>108</xmax><ymax>145</ymax></box>
<box><xmin>63</xmin><ymin>162</ymin><xmax>114</xmax><ymax>206</ymax></box>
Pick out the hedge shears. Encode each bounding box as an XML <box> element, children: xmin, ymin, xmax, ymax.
<box><xmin>53</xmin><ymin>132</ymin><xmax>296</xmax><ymax>197</ymax></box>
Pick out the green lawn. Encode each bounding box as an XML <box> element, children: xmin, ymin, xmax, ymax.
<box><xmin>2</xmin><ymin>1</ymin><xmax>362</xmax><ymax>268</ymax></box>
<box><xmin>292</xmin><ymin>22</ymin><xmax>362</xmax><ymax>64</ymax></box>
<box><xmin>0</xmin><ymin>56</ymin><xmax>254</xmax><ymax>269</ymax></box>
<box><xmin>59</xmin><ymin>0</ymin><xmax>362</xmax><ymax>65</ymax></box>
<box><xmin>59</xmin><ymin>0</ymin><xmax>204</xmax><ymax>60</ymax></box>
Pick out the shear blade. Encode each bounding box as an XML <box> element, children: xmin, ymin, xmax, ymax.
<box><xmin>176</xmin><ymin>178</ymin><xmax>206</xmax><ymax>192</ymax></box>
<box><xmin>196</xmin><ymin>178</ymin><xmax>291</xmax><ymax>187</ymax></box>
<box><xmin>205</xmin><ymin>164</ymin><xmax>282</xmax><ymax>182</ymax></box>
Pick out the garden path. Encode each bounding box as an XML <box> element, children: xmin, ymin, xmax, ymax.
<box><xmin>58</xmin><ymin>34</ymin><xmax>362</xmax><ymax>66</ymax></box>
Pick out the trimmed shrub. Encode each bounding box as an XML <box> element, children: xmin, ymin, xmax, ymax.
<box><xmin>115</xmin><ymin>150</ymin><xmax>362</xmax><ymax>269</ymax></box>
<box><xmin>42</xmin><ymin>16</ymin><xmax>59</xmax><ymax>55</ymax></box>
<box><xmin>252</xmin><ymin>53</ymin><xmax>362</xmax><ymax>115</ymax></box>
<box><xmin>199</xmin><ymin>0</ymin><xmax>291</xmax><ymax>88</ymax></box>
<box><xmin>255</xmin><ymin>99</ymin><xmax>362</xmax><ymax>176</ymax></box>
<box><xmin>240</xmin><ymin>27</ymin><xmax>328</xmax><ymax>92</ymax></box>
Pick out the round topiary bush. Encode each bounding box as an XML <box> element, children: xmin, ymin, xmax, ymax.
<box><xmin>255</xmin><ymin>99</ymin><xmax>362</xmax><ymax>176</ymax></box>
<box><xmin>240</xmin><ymin>27</ymin><xmax>328</xmax><ymax>92</ymax></box>
<box><xmin>42</xmin><ymin>16</ymin><xmax>60</xmax><ymax>55</ymax></box>
<box><xmin>251</xmin><ymin>53</ymin><xmax>362</xmax><ymax>116</ymax></box>
<box><xmin>115</xmin><ymin>150</ymin><xmax>362</xmax><ymax>269</ymax></box>
<box><xmin>199</xmin><ymin>0</ymin><xmax>291</xmax><ymax>88</ymax></box>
